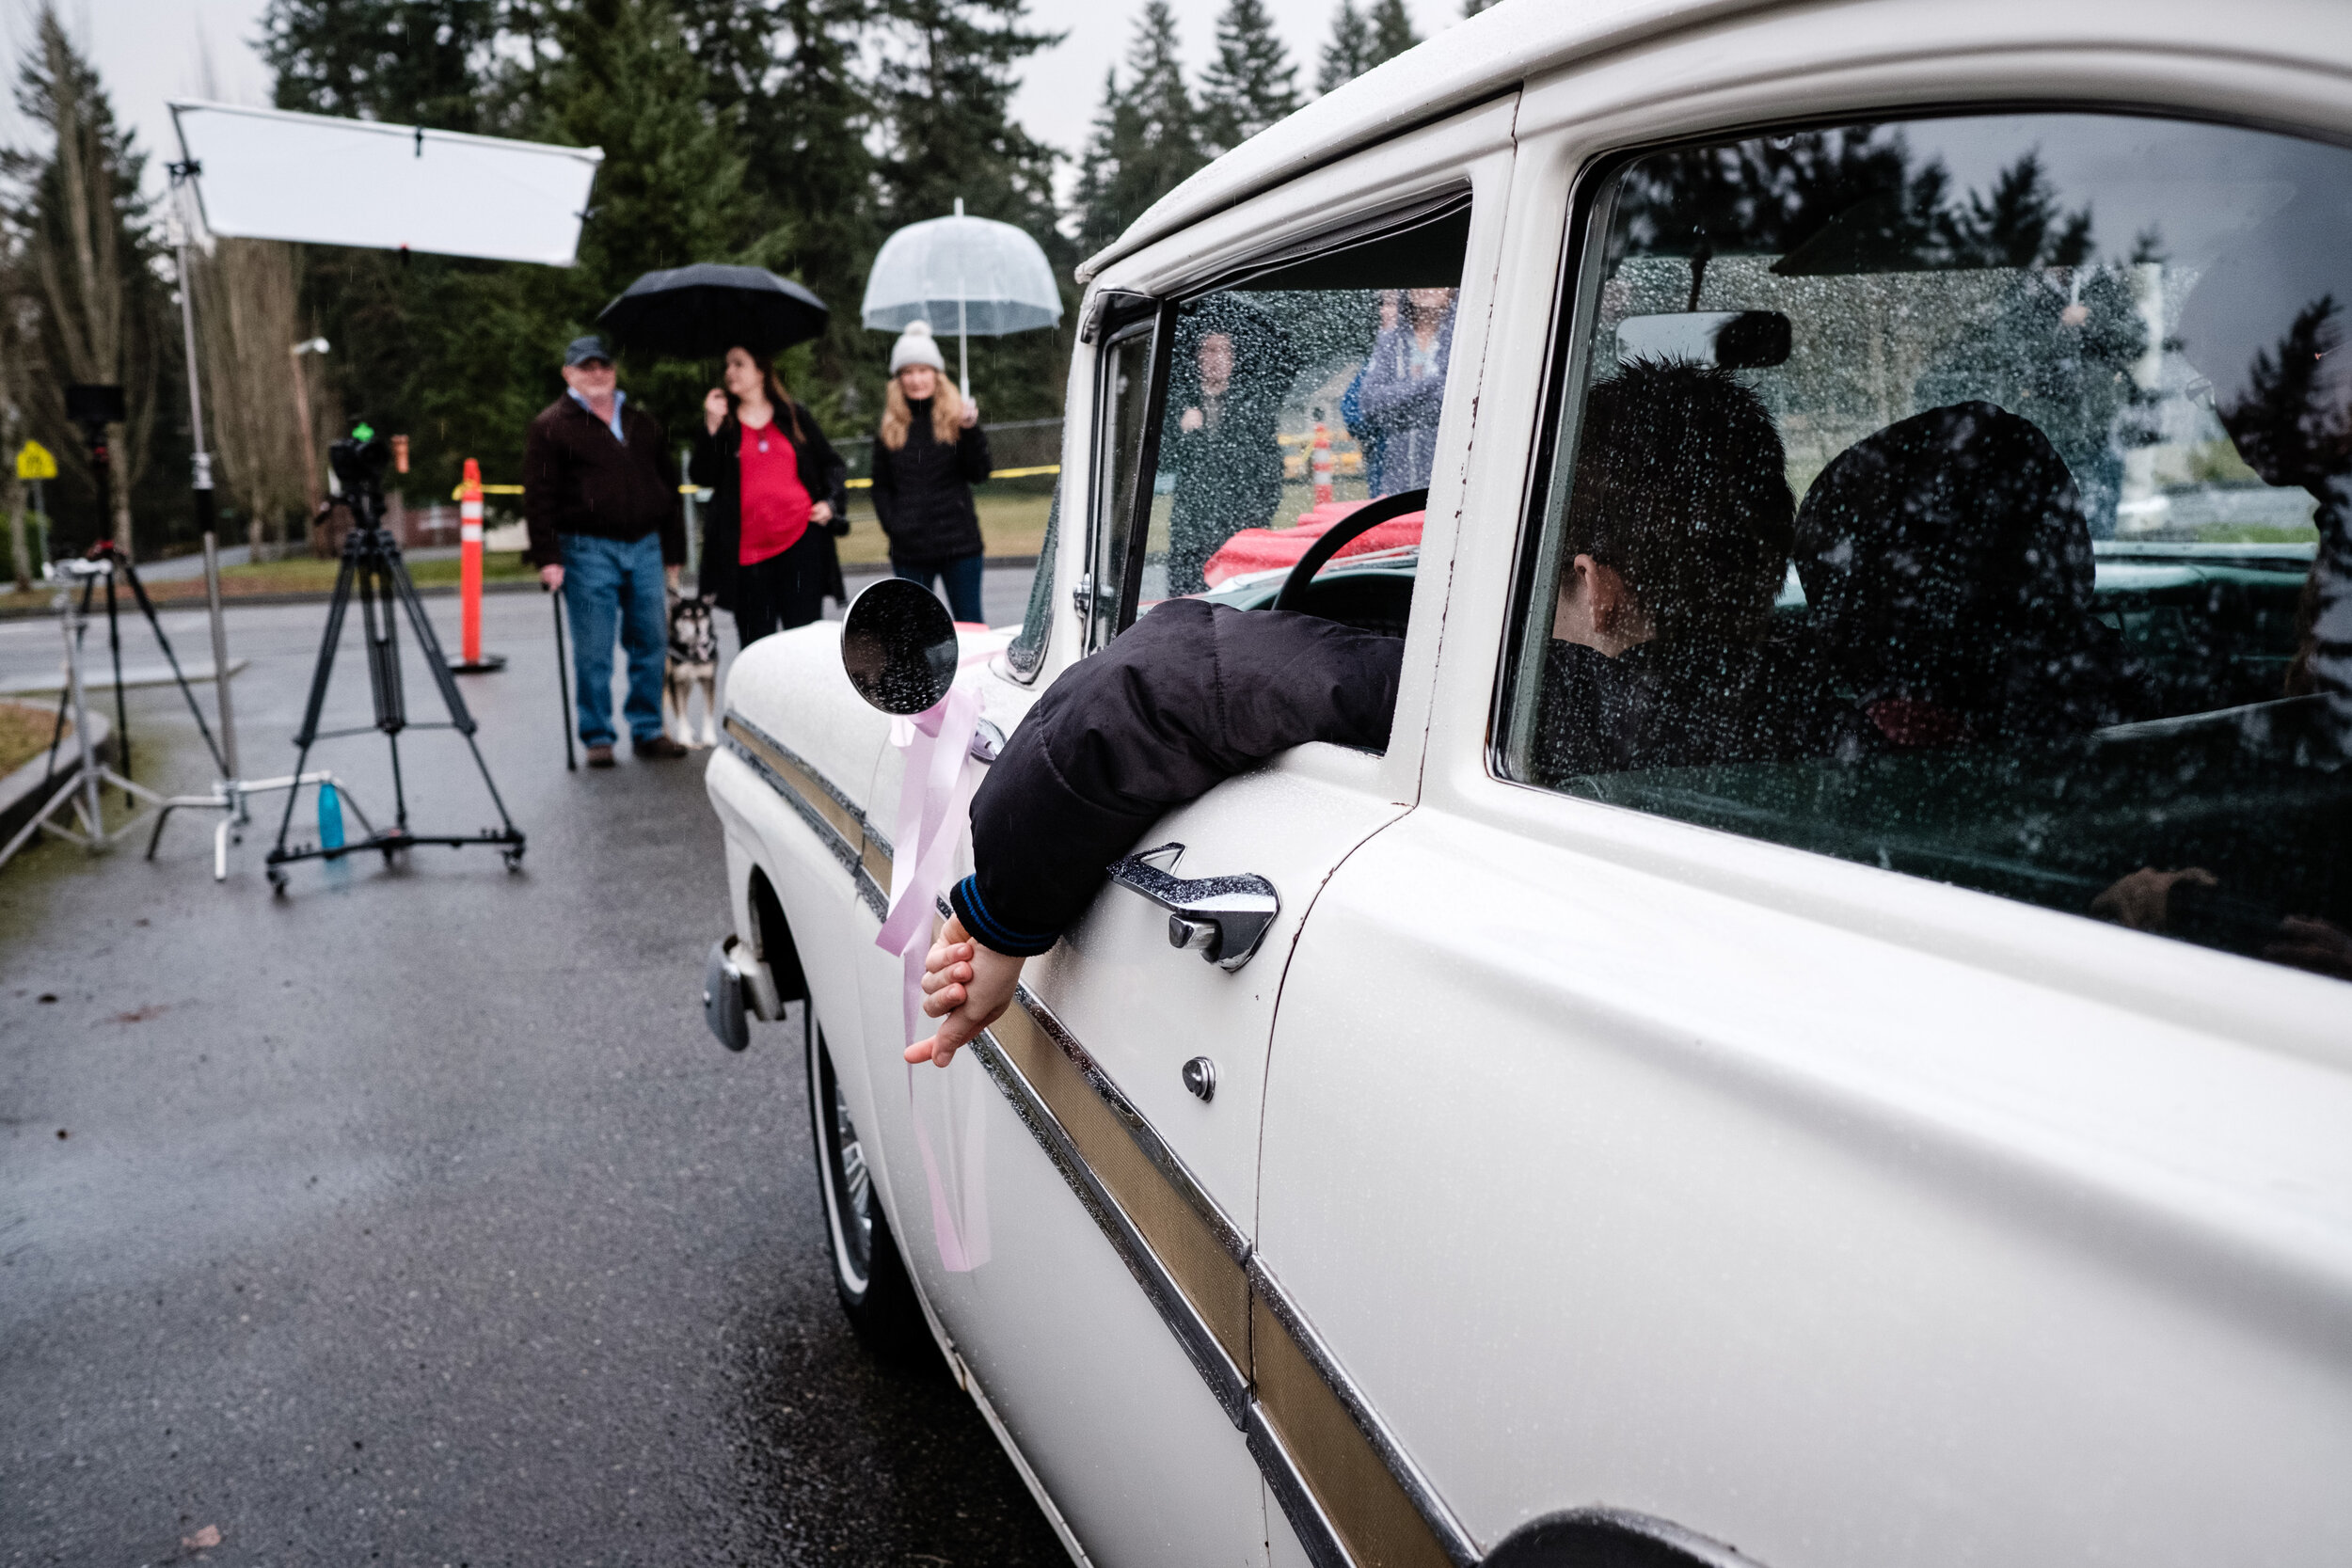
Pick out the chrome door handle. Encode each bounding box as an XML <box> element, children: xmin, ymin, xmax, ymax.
<box><xmin>1105</xmin><ymin>843</ymin><xmax>1279</xmax><ymax>972</ymax></box>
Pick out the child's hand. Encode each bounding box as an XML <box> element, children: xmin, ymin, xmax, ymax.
<box><xmin>906</xmin><ymin>915</ymin><xmax>1025</xmax><ymax>1068</ymax></box>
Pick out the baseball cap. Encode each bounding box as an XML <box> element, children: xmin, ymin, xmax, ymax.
<box><xmin>564</xmin><ymin>334</ymin><xmax>613</xmax><ymax>368</ymax></box>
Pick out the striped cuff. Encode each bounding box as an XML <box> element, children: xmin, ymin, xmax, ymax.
<box><xmin>949</xmin><ymin>875</ymin><xmax>1060</xmax><ymax>958</ymax></box>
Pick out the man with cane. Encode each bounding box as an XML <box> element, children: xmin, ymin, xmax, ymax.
<box><xmin>524</xmin><ymin>334</ymin><xmax>690</xmax><ymax>768</ymax></box>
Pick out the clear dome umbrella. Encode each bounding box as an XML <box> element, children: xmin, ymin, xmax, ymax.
<box><xmin>861</xmin><ymin>199</ymin><xmax>1064</xmax><ymax>396</ymax></box>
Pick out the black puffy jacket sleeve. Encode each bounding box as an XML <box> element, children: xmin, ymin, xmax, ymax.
<box><xmin>947</xmin><ymin>599</ymin><xmax>1404</xmax><ymax>957</ymax></box>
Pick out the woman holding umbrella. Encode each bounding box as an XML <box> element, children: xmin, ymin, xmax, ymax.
<box><xmin>694</xmin><ymin>346</ymin><xmax>851</xmax><ymax>646</ymax></box>
<box><xmin>871</xmin><ymin>322</ymin><xmax>993</xmax><ymax>625</ymax></box>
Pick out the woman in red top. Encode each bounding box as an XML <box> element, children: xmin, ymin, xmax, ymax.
<box><xmin>692</xmin><ymin>345</ymin><xmax>850</xmax><ymax>647</ymax></box>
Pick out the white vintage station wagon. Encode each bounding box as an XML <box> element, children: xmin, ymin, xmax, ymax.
<box><xmin>702</xmin><ymin>2</ymin><xmax>2352</xmax><ymax>1563</ymax></box>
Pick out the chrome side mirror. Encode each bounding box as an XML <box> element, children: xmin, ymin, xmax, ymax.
<box><xmin>841</xmin><ymin>578</ymin><xmax>958</xmax><ymax>715</ymax></box>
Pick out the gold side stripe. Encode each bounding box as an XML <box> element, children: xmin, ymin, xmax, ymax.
<box><xmin>1253</xmin><ymin>1292</ymin><xmax>1457</xmax><ymax>1568</ymax></box>
<box><xmin>994</xmin><ymin>993</ymin><xmax>1470</xmax><ymax>1568</ymax></box>
<box><xmin>724</xmin><ymin>716</ymin><xmax>866</xmax><ymax>852</ymax></box>
<box><xmin>989</xmin><ymin>997</ymin><xmax>1252</xmax><ymax>1370</ymax></box>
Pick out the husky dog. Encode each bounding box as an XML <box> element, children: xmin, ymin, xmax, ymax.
<box><xmin>664</xmin><ymin>594</ymin><xmax>721</xmax><ymax>748</ymax></box>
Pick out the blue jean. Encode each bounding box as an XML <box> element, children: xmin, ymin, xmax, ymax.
<box><xmin>562</xmin><ymin>532</ymin><xmax>668</xmax><ymax>746</ymax></box>
<box><xmin>892</xmin><ymin>553</ymin><xmax>985</xmax><ymax>625</ymax></box>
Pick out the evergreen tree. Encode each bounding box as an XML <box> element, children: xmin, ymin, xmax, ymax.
<box><xmin>1120</xmin><ymin>3</ymin><xmax>1206</xmax><ymax>208</ymax></box>
<box><xmin>1200</xmin><ymin>0</ymin><xmax>1299</xmax><ymax>156</ymax></box>
<box><xmin>1</xmin><ymin>5</ymin><xmax>181</xmax><ymax>557</ymax></box>
<box><xmin>1461</xmin><ymin>0</ymin><xmax>1496</xmax><ymax>15</ymax></box>
<box><xmin>1316</xmin><ymin>0</ymin><xmax>1377</xmax><ymax>93</ymax></box>
<box><xmin>872</xmin><ymin>0</ymin><xmax>1073</xmax><ymax>420</ymax></box>
<box><xmin>1366</xmin><ymin>0</ymin><xmax>1420</xmax><ymax>66</ymax></box>
<box><xmin>260</xmin><ymin>0</ymin><xmax>500</xmax><ymax>131</ymax></box>
<box><xmin>739</xmin><ymin>0</ymin><xmax>881</xmax><ymax>419</ymax></box>
<box><xmin>1073</xmin><ymin>5</ymin><xmax>1207</xmax><ymax>262</ymax></box>
<box><xmin>1072</xmin><ymin>67</ymin><xmax>1126</xmax><ymax>259</ymax></box>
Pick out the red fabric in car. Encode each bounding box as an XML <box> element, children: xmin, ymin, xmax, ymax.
<box><xmin>1200</xmin><ymin>499</ymin><xmax>1425</xmax><ymax>589</ymax></box>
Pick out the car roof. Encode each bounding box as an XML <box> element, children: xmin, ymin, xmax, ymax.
<box><xmin>1077</xmin><ymin>0</ymin><xmax>1781</xmax><ymax>283</ymax></box>
<box><xmin>1074</xmin><ymin>0</ymin><xmax>2352</xmax><ymax>284</ymax></box>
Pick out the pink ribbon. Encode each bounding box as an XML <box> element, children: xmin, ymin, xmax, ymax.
<box><xmin>874</xmin><ymin>642</ymin><xmax>1002</xmax><ymax>1273</ymax></box>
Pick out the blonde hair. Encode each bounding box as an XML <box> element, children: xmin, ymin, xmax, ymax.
<box><xmin>879</xmin><ymin>373</ymin><xmax>962</xmax><ymax>451</ymax></box>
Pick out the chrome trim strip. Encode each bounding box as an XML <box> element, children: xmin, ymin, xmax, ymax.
<box><xmin>1013</xmin><ymin>987</ymin><xmax>1252</xmax><ymax>1267</ymax></box>
<box><xmin>1249</xmin><ymin>1254</ymin><xmax>1480</xmax><ymax>1568</ymax></box>
<box><xmin>727</xmin><ymin>708</ymin><xmax>871</xmax><ymax>825</ymax></box>
<box><xmin>970</xmin><ymin>1019</ymin><xmax>1252</xmax><ymax>1428</ymax></box>
<box><xmin>721</xmin><ymin>710</ymin><xmax>891</xmax><ymax>918</ymax></box>
<box><xmin>1246</xmin><ymin>1402</ymin><xmax>1353</xmax><ymax>1568</ymax></box>
<box><xmin>981</xmin><ymin>989</ymin><xmax>1432</xmax><ymax>1568</ymax></box>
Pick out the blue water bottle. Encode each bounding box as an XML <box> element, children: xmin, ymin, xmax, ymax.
<box><xmin>318</xmin><ymin>781</ymin><xmax>346</xmax><ymax>851</ymax></box>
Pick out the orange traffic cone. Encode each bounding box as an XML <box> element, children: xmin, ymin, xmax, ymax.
<box><xmin>448</xmin><ymin>457</ymin><xmax>508</xmax><ymax>673</ymax></box>
<box><xmin>1310</xmin><ymin>421</ymin><xmax>1336</xmax><ymax>507</ymax></box>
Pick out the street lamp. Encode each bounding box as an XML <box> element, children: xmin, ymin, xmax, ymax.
<box><xmin>290</xmin><ymin>337</ymin><xmax>330</xmax><ymax>534</ymax></box>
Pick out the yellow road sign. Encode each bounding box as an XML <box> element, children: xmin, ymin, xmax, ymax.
<box><xmin>15</xmin><ymin>441</ymin><xmax>57</xmax><ymax>481</ymax></box>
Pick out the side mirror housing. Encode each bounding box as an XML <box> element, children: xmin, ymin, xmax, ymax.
<box><xmin>841</xmin><ymin>578</ymin><xmax>959</xmax><ymax>715</ymax></box>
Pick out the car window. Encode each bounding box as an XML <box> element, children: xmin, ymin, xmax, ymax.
<box><xmin>1089</xmin><ymin>321</ymin><xmax>1159</xmax><ymax>652</ymax></box>
<box><xmin>1502</xmin><ymin>111</ymin><xmax>2352</xmax><ymax>982</ymax></box>
<box><xmin>1006</xmin><ymin>484</ymin><xmax>1057</xmax><ymax>680</ymax></box>
<box><xmin>1094</xmin><ymin>197</ymin><xmax>1471</xmax><ymax>641</ymax></box>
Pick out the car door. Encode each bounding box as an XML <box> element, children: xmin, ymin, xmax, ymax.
<box><xmin>851</xmin><ymin>103</ymin><xmax>1517</xmax><ymax>1568</ymax></box>
<box><xmin>1259</xmin><ymin>46</ymin><xmax>2352</xmax><ymax>1568</ymax></box>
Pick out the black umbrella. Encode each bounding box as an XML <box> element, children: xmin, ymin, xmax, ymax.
<box><xmin>596</xmin><ymin>263</ymin><xmax>829</xmax><ymax>359</ymax></box>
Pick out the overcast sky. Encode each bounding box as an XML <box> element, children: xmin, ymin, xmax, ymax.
<box><xmin>3</xmin><ymin>0</ymin><xmax>1466</xmax><ymax>200</ymax></box>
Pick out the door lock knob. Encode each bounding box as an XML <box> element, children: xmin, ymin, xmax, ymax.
<box><xmin>1182</xmin><ymin>1055</ymin><xmax>1216</xmax><ymax>1102</ymax></box>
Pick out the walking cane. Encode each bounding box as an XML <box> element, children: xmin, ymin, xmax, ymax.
<box><xmin>548</xmin><ymin>583</ymin><xmax>577</xmax><ymax>772</ymax></box>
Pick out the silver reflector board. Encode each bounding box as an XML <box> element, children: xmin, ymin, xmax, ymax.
<box><xmin>167</xmin><ymin>101</ymin><xmax>601</xmax><ymax>266</ymax></box>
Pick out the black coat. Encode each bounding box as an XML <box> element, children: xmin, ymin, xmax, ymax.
<box><xmin>691</xmin><ymin>406</ymin><xmax>850</xmax><ymax>612</ymax></box>
<box><xmin>947</xmin><ymin>599</ymin><xmax>1402</xmax><ymax>957</ymax></box>
<box><xmin>522</xmin><ymin>396</ymin><xmax>686</xmax><ymax>567</ymax></box>
<box><xmin>870</xmin><ymin>402</ymin><xmax>991</xmax><ymax>562</ymax></box>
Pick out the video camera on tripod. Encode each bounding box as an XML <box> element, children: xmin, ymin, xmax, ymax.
<box><xmin>263</xmin><ymin>421</ymin><xmax>526</xmax><ymax>889</ymax></box>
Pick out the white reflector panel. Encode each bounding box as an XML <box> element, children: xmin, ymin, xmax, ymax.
<box><xmin>168</xmin><ymin>101</ymin><xmax>602</xmax><ymax>266</ymax></box>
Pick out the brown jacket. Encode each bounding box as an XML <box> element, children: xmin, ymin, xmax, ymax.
<box><xmin>522</xmin><ymin>393</ymin><xmax>686</xmax><ymax>567</ymax></box>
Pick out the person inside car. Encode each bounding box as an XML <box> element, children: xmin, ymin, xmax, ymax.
<box><xmin>1530</xmin><ymin>357</ymin><xmax>1811</xmax><ymax>782</ymax></box>
<box><xmin>911</xmin><ymin>356</ymin><xmax>1814</xmax><ymax>1065</ymax></box>
<box><xmin>1788</xmin><ymin>399</ymin><xmax>2155</xmax><ymax>752</ymax></box>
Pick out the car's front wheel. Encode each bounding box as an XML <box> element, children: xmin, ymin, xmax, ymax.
<box><xmin>805</xmin><ymin>1014</ymin><xmax>928</xmax><ymax>1357</ymax></box>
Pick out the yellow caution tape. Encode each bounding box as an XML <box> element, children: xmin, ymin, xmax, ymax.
<box><xmin>460</xmin><ymin>464</ymin><xmax>1062</xmax><ymax>500</ymax></box>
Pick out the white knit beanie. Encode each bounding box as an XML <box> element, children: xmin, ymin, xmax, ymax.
<box><xmin>889</xmin><ymin>320</ymin><xmax>947</xmax><ymax>374</ymax></box>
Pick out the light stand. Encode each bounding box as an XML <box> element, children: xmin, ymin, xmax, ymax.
<box><xmin>139</xmin><ymin>163</ymin><xmax>314</xmax><ymax>878</ymax></box>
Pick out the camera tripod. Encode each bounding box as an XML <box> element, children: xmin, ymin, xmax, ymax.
<box><xmin>266</xmin><ymin>441</ymin><xmax>525</xmax><ymax>890</ymax></box>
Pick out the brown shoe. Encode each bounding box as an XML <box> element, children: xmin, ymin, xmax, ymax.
<box><xmin>633</xmin><ymin>734</ymin><xmax>690</xmax><ymax>760</ymax></box>
<box><xmin>585</xmin><ymin>743</ymin><xmax>615</xmax><ymax>768</ymax></box>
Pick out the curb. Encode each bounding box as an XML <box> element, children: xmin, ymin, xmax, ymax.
<box><xmin>0</xmin><ymin>578</ymin><xmax>548</xmax><ymax>622</ymax></box>
<box><xmin>0</xmin><ymin>708</ymin><xmax>114</xmax><ymax>851</ymax></box>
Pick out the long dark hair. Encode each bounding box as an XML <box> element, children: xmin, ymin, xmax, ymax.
<box><xmin>724</xmin><ymin>347</ymin><xmax>807</xmax><ymax>444</ymax></box>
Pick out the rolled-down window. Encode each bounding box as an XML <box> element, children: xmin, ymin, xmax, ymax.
<box><xmin>1104</xmin><ymin>194</ymin><xmax>1472</xmax><ymax>639</ymax></box>
<box><xmin>1503</xmin><ymin>112</ymin><xmax>2351</xmax><ymax>982</ymax></box>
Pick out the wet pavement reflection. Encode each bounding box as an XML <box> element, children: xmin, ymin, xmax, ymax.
<box><xmin>0</xmin><ymin>578</ymin><xmax>1065</xmax><ymax>1565</ymax></box>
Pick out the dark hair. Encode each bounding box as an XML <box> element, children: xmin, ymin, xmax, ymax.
<box><xmin>726</xmin><ymin>347</ymin><xmax>806</xmax><ymax>444</ymax></box>
<box><xmin>1560</xmin><ymin>358</ymin><xmax>1793</xmax><ymax>641</ymax></box>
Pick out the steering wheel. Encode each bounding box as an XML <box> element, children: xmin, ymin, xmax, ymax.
<box><xmin>1271</xmin><ymin>488</ymin><xmax>1430</xmax><ymax>613</ymax></box>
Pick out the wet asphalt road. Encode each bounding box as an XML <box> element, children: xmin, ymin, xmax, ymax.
<box><xmin>0</xmin><ymin>571</ymin><xmax>1065</xmax><ymax>1566</ymax></box>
